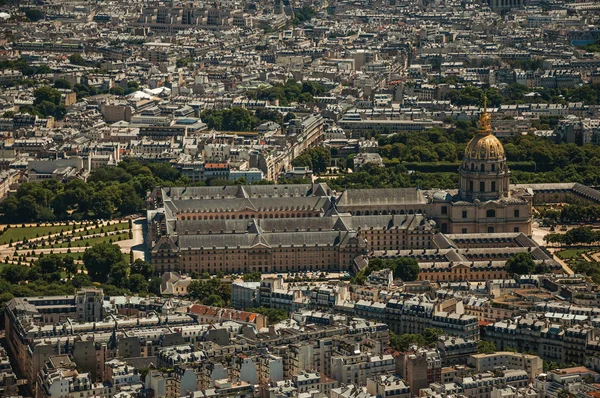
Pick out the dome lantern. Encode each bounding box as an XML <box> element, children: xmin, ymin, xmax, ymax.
<box><xmin>458</xmin><ymin>96</ymin><xmax>510</xmax><ymax>201</ymax></box>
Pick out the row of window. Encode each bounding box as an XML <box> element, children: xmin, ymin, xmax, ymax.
<box><xmin>469</xmin><ymin>163</ymin><xmax>502</xmax><ymax>172</ymax></box>
<box><xmin>441</xmin><ymin>207</ymin><xmax>520</xmax><ymax>219</ymax></box>
<box><xmin>419</xmin><ymin>272</ymin><xmax>508</xmax><ymax>281</ymax></box>
<box><xmin>179</xmin><ymin>212</ymin><xmax>318</xmax><ymax>220</ymax></box>
<box><xmin>461</xmin><ymin>227</ymin><xmax>519</xmax><ymax>233</ymax></box>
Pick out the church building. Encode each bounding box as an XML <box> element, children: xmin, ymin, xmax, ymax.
<box><xmin>427</xmin><ymin>99</ymin><xmax>533</xmax><ymax>234</ymax></box>
<box><xmin>336</xmin><ymin>98</ymin><xmax>533</xmax><ymax>235</ymax></box>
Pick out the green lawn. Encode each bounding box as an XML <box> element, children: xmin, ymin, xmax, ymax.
<box><xmin>73</xmin><ymin>222</ymin><xmax>129</xmax><ymax>238</ymax></box>
<box><xmin>556</xmin><ymin>248</ymin><xmax>591</xmax><ymax>260</ymax></box>
<box><xmin>0</xmin><ymin>225</ymin><xmax>71</xmax><ymax>244</ymax></box>
<box><xmin>46</xmin><ymin>232</ymin><xmax>130</xmax><ymax>249</ymax></box>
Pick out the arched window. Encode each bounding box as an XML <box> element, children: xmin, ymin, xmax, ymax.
<box><xmin>491</xmin><ymin>181</ymin><xmax>496</xmax><ymax>192</ymax></box>
<box><xmin>491</xmin><ymin>164</ymin><xmax>496</xmax><ymax>172</ymax></box>
<box><xmin>486</xmin><ymin>209</ymin><xmax>496</xmax><ymax>218</ymax></box>
<box><xmin>471</xmin><ymin>163</ymin><xmax>475</xmax><ymax>171</ymax></box>
<box><xmin>481</xmin><ymin>164</ymin><xmax>485</xmax><ymax>172</ymax></box>
<box><xmin>488</xmin><ymin>226</ymin><xmax>495</xmax><ymax>233</ymax></box>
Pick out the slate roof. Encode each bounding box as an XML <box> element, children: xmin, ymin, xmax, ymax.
<box><xmin>337</xmin><ymin>188</ymin><xmax>427</xmax><ymax>207</ymax></box>
<box><xmin>161</xmin><ymin>183</ymin><xmax>330</xmax><ymax>201</ymax></box>
<box><xmin>173</xmin><ymin>214</ymin><xmax>430</xmax><ymax>236</ymax></box>
<box><xmin>170</xmin><ymin>196</ymin><xmax>332</xmax><ymax>213</ymax></box>
<box><xmin>176</xmin><ymin>230</ymin><xmax>364</xmax><ymax>249</ymax></box>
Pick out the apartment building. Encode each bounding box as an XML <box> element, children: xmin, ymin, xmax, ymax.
<box><xmin>37</xmin><ymin>356</ymin><xmax>113</xmax><ymax>398</ymax></box>
<box><xmin>467</xmin><ymin>352</ymin><xmax>543</xmax><ymax>380</ymax></box>
<box><xmin>485</xmin><ymin>317</ymin><xmax>595</xmax><ymax>364</ymax></box>
<box><xmin>330</xmin><ymin>354</ymin><xmax>395</xmax><ymax>386</ymax></box>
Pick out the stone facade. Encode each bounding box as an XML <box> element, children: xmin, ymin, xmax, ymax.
<box><xmin>147</xmin><ymin>110</ymin><xmax>539</xmax><ymax>275</ymax></box>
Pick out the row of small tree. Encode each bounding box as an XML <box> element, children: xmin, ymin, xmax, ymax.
<box><xmin>544</xmin><ymin>227</ymin><xmax>600</xmax><ymax>246</ymax></box>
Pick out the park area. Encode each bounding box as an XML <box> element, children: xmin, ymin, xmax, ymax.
<box><xmin>546</xmin><ymin>226</ymin><xmax>600</xmax><ymax>282</ymax></box>
<box><xmin>0</xmin><ymin>219</ymin><xmax>134</xmax><ymax>269</ymax></box>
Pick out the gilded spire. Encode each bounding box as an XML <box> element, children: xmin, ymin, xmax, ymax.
<box><xmin>478</xmin><ymin>96</ymin><xmax>492</xmax><ymax>135</ymax></box>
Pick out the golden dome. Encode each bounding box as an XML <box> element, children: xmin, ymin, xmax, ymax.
<box><xmin>464</xmin><ymin>133</ymin><xmax>505</xmax><ymax>160</ymax></box>
<box><xmin>463</xmin><ymin>95</ymin><xmax>505</xmax><ymax>160</ymax></box>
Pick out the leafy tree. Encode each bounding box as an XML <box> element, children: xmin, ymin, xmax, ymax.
<box><xmin>544</xmin><ymin>361</ymin><xmax>560</xmax><ymax>372</ymax></box>
<box><xmin>24</xmin><ymin>8</ymin><xmax>44</xmax><ymax>21</ymax></box>
<box><xmin>292</xmin><ymin>147</ymin><xmax>331</xmax><ymax>173</ymax></box>
<box><xmin>292</xmin><ymin>5</ymin><xmax>316</xmax><ymax>24</ymax></box>
<box><xmin>147</xmin><ymin>162</ymin><xmax>180</xmax><ymax>182</ymax></box>
<box><xmin>54</xmin><ymin>78</ymin><xmax>72</xmax><ymax>90</ymax></box>
<box><xmin>83</xmin><ymin>243</ymin><xmax>124</xmax><ymax>282</ymax></box>
<box><xmin>564</xmin><ymin>226</ymin><xmax>597</xmax><ymax>245</ymax></box>
<box><xmin>582</xmin><ymin>40</ymin><xmax>600</xmax><ymax>53</ymax></box>
<box><xmin>205</xmin><ymin>294</ymin><xmax>225</xmax><ymax>307</ymax></box>
<box><xmin>242</xmin><ymin>271</ymin><xmax>262</xmax><ymax>282</ymax></box>
<box><xmin>128</xmin><ymin>273</ymin><xmax>148</xmax><ymax>293</ymax></box>
<box><xmin>1</xmin><ymin>264</ymin><xmax>28</xmax><ymax>284</ymax></box>
<box><xmin>131</xmin><ymin>259</ymin><xmax>154</xmax><ymax>279</ymax></box>
<box><xmin>37</xmin><ymin>254</ymin><xmax>63</xmax><ymax>274</ymax></box>
<box><xmin>572</xmin><ymin>261</ymin><xmax>600</xmax><ymax>284</ymax></box>
<box><xmin>248</xmin><ymin>306</ymin><xmax>288</xmax><ymax>325</ymax></box>
<box><xmin>34</xmin><ymin>86</ymin><xmax>61</xmax><ymax>106</ymax></box>
<box><xmin>478</xmin><ymin>340</ymin><xmax>497</xmax><ymax>354</ymax></box>
<box><xmin>109</xmin><ymin>262</ymin><xmax>130</xmax><ymax>287</ymax></box>
<box><xmin>16</xmin><ymin>195</ymin><xmax>38</xmax><ymax>220</ymax></box>
<box><xmin>109</xmin><ymin>86</ymin><xmax>125</xmax><ymax>96</ymax></box>
<box><xmin>423</xmin><ymin>328</ymin><xmax>444</xmax><ymax>345</ymax></box>
<box><xmin>187</xmin><ymin>278</ymin><xmax>231</xmax><ymax>305</ymax></box>
<box><xmin>248</xmin><ymin>79</ymin><xmax>327</xmax><ymax>106</ymax></box>
<box><xmin>389</xmin><ymin>331</ymin><xmax>426</xmax><ymax>352</ymax></box>
<box><xmin>149</xmin><ymin>277</ymin><xmax>162</xmax><ymax>295</ymax></box>
<box><xmin>284</xmin><ymin>112</ymin><xmax>296</xmax><ymax>123</ymax></box>
<box><xmin>71</xmin><ymin>273</ymin><xmax>92</xmax><ymax>288</ymax></box>
<box><xmin>393</xmin><ymin>258</ymin><xmax>420</xmax><ymax>282</ymax></box>
<box><xmin>352</xmin><ymin>257</ymin><xmax>420</xmax><ymax>284</ymax></box>
<box><xmin>505</xmin><ymin>252</ymin><xmax>536</xmax><ymax>276</ymax></box>
<box><xmin>254</xmin><ymin>108</ymin><xmax>283</xmax><ymax>125</ymax></box>
<box><xmin>200</xmin><ymin>107</ymin><xmax>258</xmax><ymax>131</ymax></box>
<box><xmin>101</xmin><ymin>284</ymin><xmax>129</xmax><ymax>296</ymax></box>
<box><xmin>63</xmin><ymin>256</ymin><xmax>78</xmax><ymax>277</ymax></box>
<box><xmin>68</xmin><ymin>54</ymin><xmax>87</xmax><ymax>66</ymax></box>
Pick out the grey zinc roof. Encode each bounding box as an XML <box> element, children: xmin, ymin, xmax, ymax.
<box><xmin>170</xmin><ymin>196</ymin><xmax>332</xmax><ymax>213</ymax></box>
<box><xmin>163</xmin><ymin>184</ymin><xmax>324</xmax><ymax>201</ymax></box>
<box><xmin>259</xmin><ymin>231</ymin><xmax>346</xmax><ymax>247</ymax></box>
<box><xmin>175</xmin><ymin>219</ymin><xmax>253</xmax><ymax>234</ymax></box>
<box><xmin>178</xmin><ymin>234</ymin><xmax>256</xmax><ymax>249</ymax></box>
<box><xmin>176</xmin><ymin>230</ymin><xmax>358</xmax><ymax>249</ymax></box>
<box><xmin>175</xmin><ymin>217</ymin><xmax>341</xmax><ymax>234</ymax></box>
<box><xmin>337</xmin><ymin>188</ymin><xmax>426</xmax><ymax>207</ymax></box>
<box><xmin>344</xmin><ymin>214</ymin><xmax>427</xmax><ymax>230</ymax></box>
<box><xmin>259</xmin><ymin>217</ymin><xmax>338</xmax><ymax>232</ymax></box>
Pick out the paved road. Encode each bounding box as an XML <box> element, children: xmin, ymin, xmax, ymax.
<box><xmin>530</xmin><ymin>222</ymin><xmax>576</xmax><ymax>275</ymax></box>
<box><xmin>531</xmin><ymin>222</ymin><xmax>551</xmax><ymax>246</ymax></box>
<box><xmin>116</xmin><ymin>218</ymin><xmax>146</xmax><ymax>260</ymax></box>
